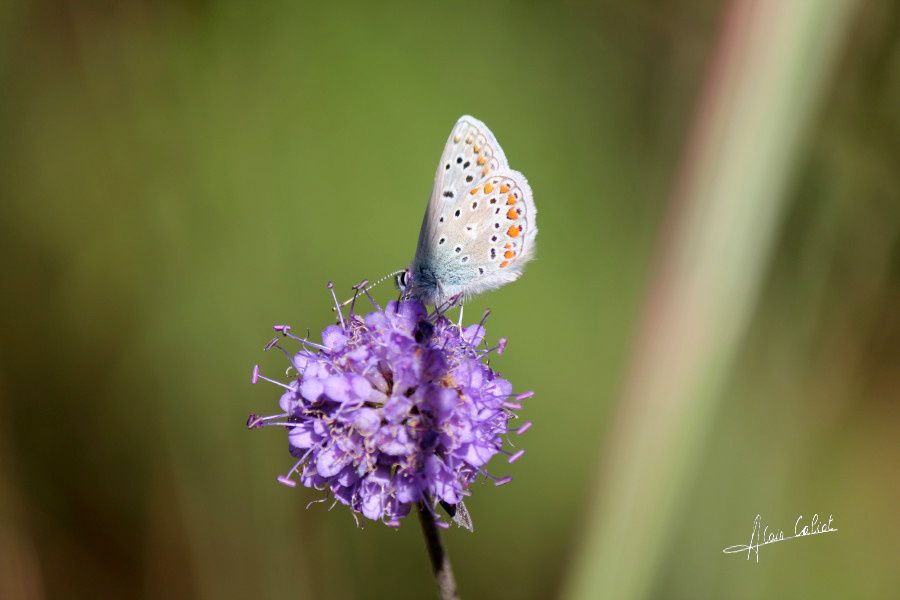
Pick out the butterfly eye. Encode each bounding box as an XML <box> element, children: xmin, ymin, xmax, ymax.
<box><xmin>396</xmin><ymin>271</ymin><xmax>410</xmax><ymax>291</ymax></box>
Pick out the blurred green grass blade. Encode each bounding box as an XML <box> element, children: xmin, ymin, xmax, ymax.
<box><xmin>563</xmin><ymin>1</ymin><xmax>860</xmax><ymax>599</ymax></box>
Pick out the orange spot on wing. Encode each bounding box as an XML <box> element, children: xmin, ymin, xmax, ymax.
<box><xmin>504</xmin><ymin>250</ymin><xmax>515</xmax><ymax>259</ymax></box>
<box><xmin>504</xmin><ymin>243</ymin><xmax>512</xmax><ymax>249</ymax></box>
<box><xmin>484</xmin><ymin>183</ymin><xmax>494</xmax><ymax>194</ymax></box>
<box><xmin>470</xmin><ymin>187</ymin><xmax>479</xmax><ymax>195</ymax></box>
<box><xmin>500</xmin><ymin>184</ymin><xmax>509</xmax><ymax>193</ymax></box>
<box><xmin>477</xmin><ymin>156</ymin><xmax>486</xmax><ymax>165</ymax></box>
<box><xmin>507</xmin><ymin>225</ymin><xmax>521</xmax><ymax>238</ymax></box>
<box><xmin>482</xmin><ymin>166</ymin><xmax>489</xmax><ymax>176</ymax></box>
<box><xmin>506</xmin><ymin>195</ymin><xmax>517</xmax><ymax>205</ymax></box>
<box><xmin>473</xmin><ymin>145</ymin><xmax>481</xmax><ymax>153</ymax></box>
<box><xmin>506</xmin><ymin>208</ymin><xmax>518</xmax><ymax>220</ymax></box>
<box><xmin>499</xmin><ymin>260</ymin><xmax>510</xmax><ymax>268</ymax></box>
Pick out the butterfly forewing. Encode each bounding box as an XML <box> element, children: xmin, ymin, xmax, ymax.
<box><xmin>417</xmin><ymin>117</ymin><xmax>506</xmax><ymax>256</ymax></box>
<box><xmin>433</xmin><ymin>116</ymin><xmax>509</xmax><ymax>199</ymax></box>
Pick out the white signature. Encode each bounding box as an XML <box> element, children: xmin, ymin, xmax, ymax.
<box><xmin>723</xmin><ymin>514</ymin><xmax>837</xmax><ymax>562</ymax></box>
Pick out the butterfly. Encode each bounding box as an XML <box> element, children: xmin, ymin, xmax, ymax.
<box><xmin>396</xmin><ymin>115</ymin><xmax>537</xmax><ymax>306</ymax></box>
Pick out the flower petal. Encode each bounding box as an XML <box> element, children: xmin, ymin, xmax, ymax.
<box><xmin>322</xmin><ymin>325</ymin><xmax>348</xmax><ymax>351</ymax></box>
<box><xmin>323</xmin><ymin>375</ymin><xmax>352</xmax><ymax>403</ymax></box>
<box><xmin>353</xmin><ymin>408</ymin><xmax>381</xmax><ymax>436</ymax></box>
<box><xmin>288</xmin><ymin>423</ymin><xmax>315</xmax><ymax>449</ymax></box>
<box><xmin>299</xmin><ymin>378</ymin><xmax>324</xmax><ymax>402</ymax></box>
<box><xmin>315</xmin><ymin>446</ymin><xmax>345</xmax><ymax>477</ymax></box>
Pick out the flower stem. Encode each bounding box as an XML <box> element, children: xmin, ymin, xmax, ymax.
<box><xmin>417</xmin><ymin>503</ymin><xmax>460</xmax><ymax>600</ymax></box>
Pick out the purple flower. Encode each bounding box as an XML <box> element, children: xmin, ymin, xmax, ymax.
<box><xmin>248</xmin><ymin>283</ymin><xmax>533</xmax><ymax>527</ymax></box>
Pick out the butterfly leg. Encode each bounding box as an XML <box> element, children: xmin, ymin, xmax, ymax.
<box><xmin>457</xmin><ymin>304</ymin><xmax>464</xmax><ymax>328</ymax></box>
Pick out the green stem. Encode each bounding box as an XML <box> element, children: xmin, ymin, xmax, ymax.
<box><xmin>417</xmin><ymin>503</ymin><xmax>460</xmax><ymax>600</ymax></box>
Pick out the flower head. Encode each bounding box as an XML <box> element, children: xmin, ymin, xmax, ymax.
<box><xmin>248</xmin><ymin>284</ymin><xmax>532</xmax><ymax>527</ymax></box>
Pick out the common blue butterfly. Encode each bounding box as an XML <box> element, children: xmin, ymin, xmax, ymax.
<box><xmin>397</xmin><ymin>115</ymin><xmax>537</xmax><ymax>306</ymax></box>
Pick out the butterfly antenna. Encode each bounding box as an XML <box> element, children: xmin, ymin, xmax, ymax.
<box><xmin>334</xmin><ymin>270</ymin><xmax>406</xmax><ymax>309</ymax></box>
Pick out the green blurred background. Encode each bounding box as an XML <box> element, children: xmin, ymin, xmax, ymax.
<box><xmin>1</xmin><ymin>1</ymin><xmax>897</xmax><ymax>599</ymax></box>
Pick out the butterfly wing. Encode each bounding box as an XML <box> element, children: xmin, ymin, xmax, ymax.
<box><xmin>410</xmin><ymin>116</ymin><xmax>537</xmax><ymax>305</ymax></box>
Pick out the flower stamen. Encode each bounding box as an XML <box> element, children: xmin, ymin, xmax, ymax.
<box><xmin>328</xmin><ymin>281</ymin><xmax>346</xmax><ymax>329</ymax></box>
